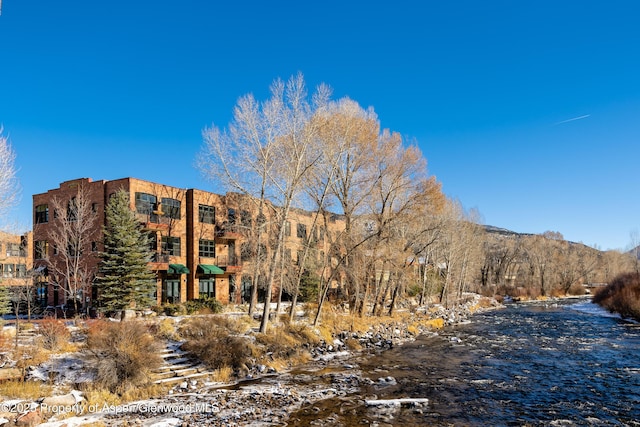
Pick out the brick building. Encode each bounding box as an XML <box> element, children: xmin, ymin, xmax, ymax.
<box><xmin>33</xmin><ymin>177</ymin><xmax>343</xmax><ymax>311</ymax></box>
<box><xmin>0</xmin><ymin>230</ymin><xmax>34</xmax><ymax>304</ymax></box>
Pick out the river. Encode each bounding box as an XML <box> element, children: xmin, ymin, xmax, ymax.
<box><xmin>287</xmin><ymin>297</ymin><xmax>640</xmax><ymax>426</ymax></box>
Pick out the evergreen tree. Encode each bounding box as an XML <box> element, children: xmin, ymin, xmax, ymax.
<box><xmin>96</xmin><ymin>190</ymin><xmax>156</xmax><ymax>316</ymax></box>
<box><xmin>0</xmin><ymin>284</ymin><xmax>11</xmax><ymax>316</ymax></box>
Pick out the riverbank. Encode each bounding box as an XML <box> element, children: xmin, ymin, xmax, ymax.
<box><xmin>2</xmin><ymin>294</ymin><xmax>502</xmax><ymax>426</ymax></box>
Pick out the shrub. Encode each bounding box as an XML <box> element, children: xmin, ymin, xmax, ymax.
<box><xmin>184</xmin><ymin>298</ymin><xmax>223</xmax><ymax>315</ymax></box>
<box><xmin>161</xmin><ymin>304</ymin><xmax>186</xmax><ymax>317</ymax></box>
<box><xmin>36</xmin><ymin>318</ymin><xmax>71</xmax><ymax>351</ymax></box>
<box><xmin>593</xmin><ymin>272</ymin><xmax>640</xmax><ymax>320</ymax></box>
<box><xmin>85</xmin><ymin>320</ymin><xmax>162</xmax><ymax>394</ymax></box>
<box><xmin>179</xmin><ymin>317</ymin><xmax>251</xmax><ymax>370</ymax></box>
<box><xmin>149</xmin><ymin>318</ymin><xmax>178</xmax><ymax>340</ymax></box>
<box><xmin>12</xmin><ymin>345</ymin><xmax>51</xmax><ymax>377</ymax></box>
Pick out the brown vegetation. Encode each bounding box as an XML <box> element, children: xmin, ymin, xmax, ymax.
<box><xmin>179</xmin><ymin>317</ymin><xmax>253</xmax><ymax>370</ymax></box>
<box><xmin>85</xmin><ymin>320</ymin><xmax>162</xmax><ymax>394</ymax></box>
<box><xmin>36</xmin><ymin>318</ymin><xmax>71</xmax><ymax>351</ymax></box>
<box><xmin>593</xmin><ymin>272</ymin><xmax>640</xmax><ymax>320</ymax></box>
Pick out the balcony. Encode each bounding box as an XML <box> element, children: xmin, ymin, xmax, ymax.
<box><xmin>139</xmin><ymin>213</ymin><xmax>170</xmax><ymax>231</ymax></box>
<box><xmin>148</xmin><ymin>252</ymin><xmax>170</xmax><ymax>271</ymax></box>
<box><xmin>216</xmin><ymin>254</ymin><xmax>242</xmax><ymax>273</ymax></box>
<box><xmin>215</xmin><ymin>227</ymin><xmax>242</xmax><ymax>241</ymax></box>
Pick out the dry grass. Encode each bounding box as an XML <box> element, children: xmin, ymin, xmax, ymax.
<box><xmin>85</xmin><ymin>320</ymin><xmax>162</xmax><ymax>394</ymax></box>
<box><xmin>81</xmin><ymin>383</ymin><xmax>168</xmax><ymax>408</ymax></box>
<box><xmin>344</xmin><ymin>338</ymin><xmax>362</xmax><ymax>350</ymax></box>
<box><xmin>36</xmin><ymin>318</ymin><xmax>71</xmax><ymax>352</ymax></box>
<box><xmin>179</xmin><ymin>317</ymin><xmax>252</xmax><ymax>370</ymax></box>
<box><xmin>0</xmin><ymin>329</ymin><xmax>12</xmax><ymax>351</ymax></box>
<box><xmin>254</xmin><ymin>328</ymin><xmax>300</xmax><ymax>358</ymax></box>
<box><xmin>211</xmin><ymin>366</ymin><xmax>233</xmax><ymax>383</ymax></box>
<box><xmin>12</xmin><ymin>345</ymin><xmax>51</xmax><ymax>376</ymax></box>
<box><xmin>0</xmin><ymin>380</ymin><xmax>52</xmax><ymax>399</ymax></box>
<box><xmin>150</xmin><ymin>317</ymin><xmax>179</xmax><ymax>340</ymax></box>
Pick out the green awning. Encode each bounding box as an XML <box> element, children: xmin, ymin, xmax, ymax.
<box><xmin>168</xmin><ymin>264</ymin><xmax>190</xmax><ymax>274</ymax></box>
<box><xmin>197</xmin><ymin>264</ymin><xmax>224</xmax><ymax>275</ymax></box>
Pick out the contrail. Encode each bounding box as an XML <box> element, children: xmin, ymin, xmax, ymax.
<box><xmin>555</xmin><ymin>114</ymin><xmax>591</xmax><ymax>125</ymax></box>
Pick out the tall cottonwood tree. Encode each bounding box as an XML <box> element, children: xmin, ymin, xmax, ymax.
<box><xmin>201</xmin><ymin>73</ymin><xmax>329</xmax><ymax>332</ymax></box>
<box><xmin>47</xmin><ymin>184</ymin><xmax>97</xmax><ymax>315</ymax></box>
<box><xmin>96</xmin><ymin>190</ymin><xmax>156</xmax><ymax>318</ymax></box>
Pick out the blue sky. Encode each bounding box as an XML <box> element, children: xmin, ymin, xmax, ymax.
<box><xmin>0</xmin><ymin>1</ymin><xmax>639</xmax><ymax>250</ymax></box>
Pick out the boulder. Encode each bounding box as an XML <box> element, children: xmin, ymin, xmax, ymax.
<box><xmin>15</xmin><ymin>411</ymin><xmax>42</xmax><ymax>427</ymax></box>
<box><xmin>40</xmin><ymin>390</ymin><xmax>83</xmax><ymax>407</ymax></box>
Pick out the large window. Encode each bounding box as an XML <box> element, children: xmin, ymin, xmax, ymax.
<box><xmin>6</xmin><ymin>243</ymin><xmax>20</xmax><ymax>257</ymax></box>
<box><xmin>35</xmin><ymin>240</ymin><xmax>48</xmax><ymax>259</ymax></box>
<box><xmin>163</xmin><ymin>280</ymin><xmax>180</xmax><ymax>304</ymax></box>
<box><xmin>35</xmin><ymin>204</ymin><xmax>49</xmax><ymax>224</ymax></box>
<box><xmin>135</xmin><ymin>192</ymin><xmax>157</xmax><ymax>215</ymax></box>
<box><xmin>161</xmin><ymin>236</ymin><xmax>181</xmax><ymax>256</ymax></box>
<box><xmin>199</xmin><ymin>280</ymin><xmax>215</xmax><ymax>298</ymax></box>
<box><xmin>161</xmin><ymin>197</ymin><xmax>181</xmax><ymax>219</ymax></box>
<box><xmin>199</xmin><ymin>204</ymin><xmax>215</xmax><ymax>224</ymax></box>
<box><xmin>199</xmin><ymin>239</ymin><xmax>215</xmax><ymax>258</ymax></box>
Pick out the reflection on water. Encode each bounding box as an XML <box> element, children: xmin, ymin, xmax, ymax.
<box><xmin>287</xmin><ymin>298</ymin><xmax>640</xmax><ymax>426</ymax></box>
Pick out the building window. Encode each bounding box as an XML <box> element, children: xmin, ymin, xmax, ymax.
<box><xmin>37</xmin><ymin>283</ymin><xmax>47</xmax><ymax>308</ymax></box>
<box><xmin>91</xmin><ymin>242</ymin><xmax>98</xmax><ymax>252</ymax></box>
<box><xmin>67</xmin><ymin>197</ymin><xmax>78</xmax><ymax>221</ymax></box>
<box><xmin>241</xmin><ymin>242</ymin><xmax>266</xmax><ymax>262</ymax></box>
<box><xmin>135</xmin><ymin>192</ymin><xmax>157</xmax><ymax>215</ymax></box>
<box><xmin>240</xmin><ymin>210</ymin><xmax>252</xmax><ymax>228</ymax></box>
<box><xmin>161</xmin><ymin>236</ymin><xmax>181</xmax><ymax>256</ymax></box>
<box><xmin>20</xmin><ymin>236</ymin><xmax>27</xmax><ymax>257</ymax></box>
<box><xmin>3</xmin><ymin>264</ymin><xmax>15</xmax><ymax>278</ymax></box>
<box><xmin>92</xmin><ymin>203</ymin><xmax>99</xmax><ymax>213</ymax></box>
<box><xmin>148</xmin><ymin>232</ymin><xmax>158</xmax><ymax>253</ymax></box>
<box><xmin>35</xmin><ymin>240</ymin><xmax>48</xmax><ymax>259</ymax></box>
<box><xmin>16</xmin><ymin>264</ymin><xmax>26</xmax><ymax>278</ymax></box>
<box><xmin>227</xmin><ymin>208</ymin><xmax>236</xmax><ymax>224</ymax></box>
<box><xmin>284</xmin><ymin>221</ymin><xmax>291</xmax><ymax>237</ymax></box>
<box><xmin>67</xmin><ymin>242</ymin><xmax>82</xmax><ymax>257</ymax></box>
<box><xmin>199</xmin><ymin>280</ymin><xmax>215</xmax><ymax>298</ymax></box>
<box><xmin>6</xmin><ymin>243</ymin><xmax>20</xmax><ymax>257</ymax></box>
<box><xmin>163</xmin><ymin>280</ymin><xmax>180</xmax><ymax>304</ymax></box>
<box><xmin>297</xmin><ymin>223</ymin><xmax>307</xmax><ymax>239</ymax></box>
<box><xmin>161</xmin><ymin>197</ymin><xmax>181</xmax><ymax>219</ymax></box>
<box><xmin>35</xmin><ymin>204</ymin><xmax>49</xmax><ymax>224</ymax></box>
<box><xmin>199</xmin><ymin>204</ymin><xmax>215</xmax><ymax>224</ymax></box>
<box><xmin>199</xmin><ymin>239</ymin><xmax>215</xmax><ymax>258</ymax></box>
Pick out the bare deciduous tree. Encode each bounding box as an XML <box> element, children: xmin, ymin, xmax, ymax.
<box><xmin>46</xmin><ymin>184</ymin><xmax>98</xmax><ymax>315</ymax></box>
<box><xmin>201</xmin><ymin>73</ymin><xmax>329</xmax><ymax>332</ymax></box>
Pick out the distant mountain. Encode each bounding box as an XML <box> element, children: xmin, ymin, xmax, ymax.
<box><xmin>484</xmin><ymin>225</ymin><xmax>534</xmax><ymax>238</ymax></box>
